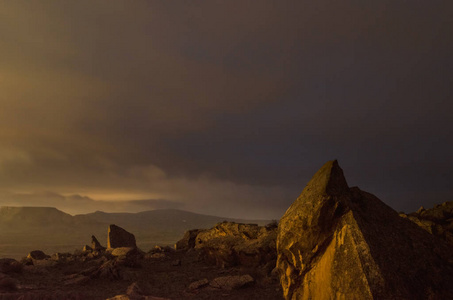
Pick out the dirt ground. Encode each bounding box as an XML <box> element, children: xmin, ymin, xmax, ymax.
<box><xmin>2</xmin><ymin>249</ymin><xmax>283</xmax><ymax>300</ymax></box>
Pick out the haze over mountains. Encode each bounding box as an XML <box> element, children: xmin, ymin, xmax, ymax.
<box><xmin>0</xmin><ymin>206</ymin><xmax>270</xmax><ymax>259</ymax></box>
<box><xmin>0</xmin><ymin>191</ymin><xmax>184</xmax><ymax>215</ymax></box>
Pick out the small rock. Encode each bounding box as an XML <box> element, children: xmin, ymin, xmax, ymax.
<box><xmin>83</xmin><ymin>245</ymin><xmax>92</xmax><ymax>252</ymax></box>
<box><xmin>32</xmin><ymin>259</ymin><xmax>58</xmax><ymax>267</ymax></box>
<box><xmin>126</xmin><ymin>282</ymin><xmax>144</xmax><ymax>296</ymax></box>
<box><xmin>51</xmin><ymin>252</ymin><xmax>72</xmax><ymax>262</ymax></box>
<box><xmin>111</xmin><ymin>247</ymin><xmax>138</xmax><ymax>257</ymax></box>
<box><xmin>188</xmin><ymin>278</ymin><xmax>209</xmax><ymax>291</ymax></box>
<box><xmin>94</xmin><ymin>260</ymin><xmax>122</xmax><ymax>280</ymax></box>
<box><xmin>209</xmin><ymin>274</ymin><xmax>254</xmax><ymax>290</ymax></box>
<box><xmin>107</xmin><ymin>282</ymin><xmax>169</xmax><ymax>300</ymax></box>
<box><xmin>171</xmin><ymin>259</ymin><xmax>181</xmax><ymax>266</ymax></box>
<box><xmin>145</xmin><ymin>253</ymin><xmax>166</xmax><ymax>260</ymax></box>
<box><xmin>79</xmin><ymin>266</ymin><xmax>99</xmax><ymax>276</ymax></box>
<box><xmin>64</xmin><ymin>275</ymin><xmax>89</xmax><ymax>286</ymax></box>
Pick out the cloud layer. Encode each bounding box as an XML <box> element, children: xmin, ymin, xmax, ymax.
<box><xmin>0</xmin><ymin>1</ymin><xmax>452</xmax><ymax>218</ymax></box>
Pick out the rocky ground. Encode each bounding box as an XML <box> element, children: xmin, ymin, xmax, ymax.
<box><xmin>0</xmin><ymin>224</ymin><xmax>282</xmax><ymax>300</ymax></box>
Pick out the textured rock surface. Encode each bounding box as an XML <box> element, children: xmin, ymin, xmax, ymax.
<box><xmin>209</xmin><ymin>274</ymin><xmax>254</xmax><ymax>290</ymax></box>
<box><xmin>174</xmin><ymin>229</ymin><xmax>202</xmax><ymax>250</ymax></box>
<box><xmin>400</xmin><ymin>201</ymin><xmax>453</xmax><ymax>245</ymax></box>
<box><xmin>186</xmin><ymin>221</ymin><xmax>277</xmax><ymax>268</ymax></box>
<box><xmin>106</xmin><ymin>282</ymin><xmax>172</xmax><ymax>300</ymax></box>
<box><xmin>108</xmin><ymin>225</ymin><xmax>137</xmax><ymax>249</ymax></box>
<box><xmin>188</xmin><ymin>278</ymin><xmax>209</xmax><ymax>291</ymax></box>
<box><xmin>277</xmin><ymin>160</ymin><xmax>453</xmax><ymax>300</ymax></box>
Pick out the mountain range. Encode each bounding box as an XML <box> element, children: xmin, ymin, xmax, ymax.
<box><xmin>0</xmin><ymin>206</ymin><xmax>271</xmax><ymax>259</ymax></box>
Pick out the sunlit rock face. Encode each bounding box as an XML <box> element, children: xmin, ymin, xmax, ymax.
<box><xmin>277</xmin><ymin>160</ymin><xmax>453</xmax><ymax>300</ymax></box>
<box><xmin>175</xmin><ymin>222</ymin><xmax>277</xmax><ymax>268</ymax></box>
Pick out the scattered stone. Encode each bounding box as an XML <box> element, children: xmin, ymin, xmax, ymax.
<box><xmin>188</xmin><ymin>278</ymin><xmax>209</xmax><ymax>291</ymax></box>
<box><xmin>145</xmin><ymin>253</ymin><xmax>166</xmax><ymax>260</ymax></box>
<box><xmin>63</xmin><ymin>275</ymin><xmax>89</xmax><ymax>286</ymax></box>
<box><xmin>126</xmin><ymin>282</ymin><xmax>144</xmax><ymax>296</ymax></box>
<box><xmin>209</xmin><ymin>274</ymin><xmax>254</xmax><ymax>290</ymax></box>
<box><xmin>0</xmin><ymin>274</ymin><xmax>18</xmax><ymax>291</ymax></box>
<box><xmin>51</xmin><ymin>252</ymin><xmax>72</xmax><ymax>262</ymax></box>
<box><xmin>79</xmin><ymin>266</ymin><xmax>98</xmax><ymax>276</ymax></box>
<box><xmin>93</xmin><ymin>260</ymin><xmax>122</xmax><ymax>280</ymax></box>
<box><xmin>82</xmin><ymin>245</ymin><xmax>92</xmax><ymax>252</ymax></box>
<box><xmin>107</xmin><ymin>295</ymin><xmax>170</xmax><ymax>300</ymax></box>
<box><xmin>107</xmin><ymin>282</ymin><xmax>170</xmax><ymax>300</ymax></box>
<box><xmin>111</xmin><ymin>247</ymin><xmax>138</xmax><ymax>257</ymax></box>
<box><xmin>0</xmin><ymin>258</ymin><xmax>22</xmax><ymax>273</ymax></box>
<box><xmin>108</xmin><ymin>224</ymin><xmax>137</xmax><ymax>248</ymax></box>
<box><xmin>276</xmin><ymin>160</ymin><xmax>453</xmax><ymax>300</ymax></box>
<box><xmin>27</xmin><ymin>250</ymin><xmax>50</xmax><ymax>260</ymax></box>
<box><xmin>91</xmin><ymin>235</ymin><xmax>106</xmax><ymax>251</ymax></box>
<box><xmin>32</xmin><ymin>259</ymin><xmax>58</xmax><ymax>267</ymax></box>
<box><xmin>171</xmin><ymin>259</ymin><xmax>181</xmax><ymax>266</ymax></box>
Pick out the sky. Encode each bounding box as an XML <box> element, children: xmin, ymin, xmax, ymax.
<box><xmin>0</xmin><ymin>1</ymin><xmax>452</xmax><ymax>219</ymax></box>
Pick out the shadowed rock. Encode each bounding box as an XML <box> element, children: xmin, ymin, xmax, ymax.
<box><xmin>91</xmin><ymin>235</ymin><xmax>106</xmax><ymax>251</ymax></box>
<box><xmin>277</xmin><ymin>160</ymin><xmax>453</xmax><ymax>300</ymax></box>
<box><xmin>106</xmin><ymin>282</ymin><xmax>170</xmax><ymax>300</ymax></box>
<box><xmin>209</xmin><ymin>274</ymin><xmax>255</xmax><ymax>290</ymax></box>
<box><xmin>0</xmin><ymin>258</ymin><xmax>22</xmax><ymax>274</ymax></box>
<box><xmin>27</xmin><ymin>250</ymin><xmax>50</xmax><ymax>260</ymax></box>
<box><xmin>108</xmin><ymin>224</ymin><xmax>137</xmax><ymax>249</ymax></box>
<box><xmin>401</xmin><ymin>201</ymin><xmax>453</xmax><ymax>245</ymax></box>
<box><xmin>175</xmin><ymin>229</ymin><xmax>203</xmax><ymax>250</ymax></box>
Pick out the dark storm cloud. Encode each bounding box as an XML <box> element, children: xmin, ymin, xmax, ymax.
<box><xmin>0</xmin><ymin>1</ymin><xmax>452</xmax><ymax>218</ymax></box>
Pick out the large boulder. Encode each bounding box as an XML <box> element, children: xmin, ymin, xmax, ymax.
<box><xmin>277</xmin><ymin>160</ymin><xmax>453</xmax><ymax>300</ymax></box>
<box><xmin>182</xmin><ymin>221</ymin><xmax>277</xmax><ymax>268</ymax></box>
<box><xmin>27</xmin><ymin>250</ymin><xmax>50</xmax><ymax>260</ymax></box>
<box><xmin>108</xmin><ymin>224</ymin><xmax>137</xmax><ymax>249</ymax></box>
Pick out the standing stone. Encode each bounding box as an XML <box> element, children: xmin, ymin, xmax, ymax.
<box><xmin>108</xmin><ymin>224</ymin><xmax>137</xmax><ymax>248</ymax></box>
<box><xmin>91</xmin><ymin>235</ymin><xmax>106</xmax><ymax>250</ymax></box>
<box><xmin>276</xmin><ymin>160</ymin><xmax>453</xmax><ymax>300</ymax></box>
